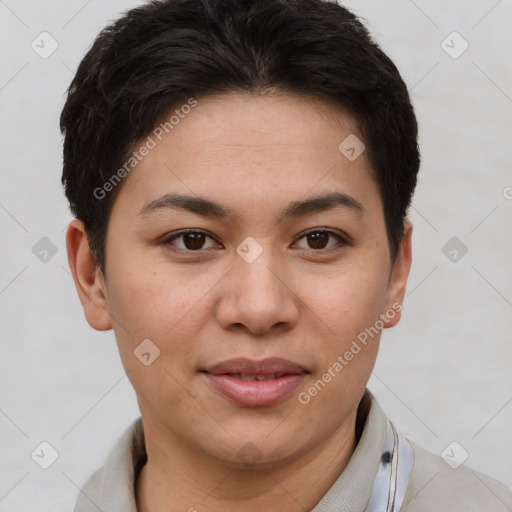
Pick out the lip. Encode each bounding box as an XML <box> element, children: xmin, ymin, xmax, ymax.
<box><xmin>201</xmin><ymin>357</ymin><xmax>309</xmax><ymax>407</ymax></box>
<box><xmin>203</xmin><ymin>357</ymin><xmax>308</xmax><ymax>376</ymax></box>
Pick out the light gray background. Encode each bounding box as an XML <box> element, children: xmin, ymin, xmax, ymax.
<box><xmin>1</xmin><ymin>1</ymin><xmax>511</xmax><ymax>510</ymax></box>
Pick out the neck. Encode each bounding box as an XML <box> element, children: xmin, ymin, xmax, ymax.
<box><xmin>135</xmin><ymin>407</ymin><xmax>361</xmax><ymax>512</ymax></box>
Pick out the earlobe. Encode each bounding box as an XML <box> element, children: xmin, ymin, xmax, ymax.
<box><xmin>65</xmin><ymin>219</ymin><xmax>112</xmax><ymax>331</ymax></box>
<box><xmin>383</xmin><ymin>220</ymin><xmax>413</xmax><ymax>328</ymax></box>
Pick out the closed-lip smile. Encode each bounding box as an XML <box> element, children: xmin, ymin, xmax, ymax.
<box><xmin>201</xmin><ymin>357</ymin><xmax>309</xmax><ymax>407</ymax></box>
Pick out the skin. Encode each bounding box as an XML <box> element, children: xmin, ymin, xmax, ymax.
<box><xmin>66</xmin><ymin>91</ymin><xmax>412</xmax><ymax>512</ymax></box>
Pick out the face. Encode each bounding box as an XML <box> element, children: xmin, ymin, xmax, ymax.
<box><xmin>68</xmin><ymin>91</ymin><xmax>411</xmax><ymax>469</ymax></box>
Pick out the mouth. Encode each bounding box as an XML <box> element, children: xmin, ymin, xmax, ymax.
<box><xmin>200</xmin><ymin>357</ymin><xmax>309</xmax><ymax>407</ymax></box>
<box><xmin>223</xmin><ymin>373</ymin><xmax>295</xmax><ymax>381</ymax></box>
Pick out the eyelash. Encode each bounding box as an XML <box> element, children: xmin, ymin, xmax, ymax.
<box><xmin>162</xmin><ymin>228</ymin><xmax>349</xmax><ymax>254</ymax></box>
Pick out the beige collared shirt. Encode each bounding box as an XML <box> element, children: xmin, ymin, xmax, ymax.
<box><xmin>74</xmin><ymin>390</ymin><xmax>512</xmax><ymax>511</ymax></box>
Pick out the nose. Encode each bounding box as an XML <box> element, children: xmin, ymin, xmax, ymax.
<box><xmin>215</xmin><ymin>244</ymin><xmax>300</xmax><ymax>336</ymax></box>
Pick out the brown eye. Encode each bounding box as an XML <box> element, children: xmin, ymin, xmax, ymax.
<box><xmin>295</xmin><ymin>230</ymin><xmax>345</xmax><ymax>251</ymax></box>
<box><xmin>307</xmin><ymin>231</ymin><xmax>329</xmax><ymax>249</ymax></box>
<box><xmin>164</xmin><ymin>230</ymin><xmax>220</xmax><ymax>251</ymax></box>
<box><xmin>181</xmin><ymin>232</ymin><xmax>206</xmax><ymax>250</ymax></box>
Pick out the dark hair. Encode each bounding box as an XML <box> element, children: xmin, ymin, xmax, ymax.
<box><xmin>60</xmin><ymin>0</ymin><xmax>420</xmax><ymax>276</ymax></box>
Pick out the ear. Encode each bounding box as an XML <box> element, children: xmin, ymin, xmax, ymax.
<box><xmin>65</xmin><ymin>219</ymin><xmax>112</xmax><ymax>331</ymax></box>
<box><xmin>383</xmin><ymin>220</ymin><xmax>413</xmax><ymax>328</ymax></box>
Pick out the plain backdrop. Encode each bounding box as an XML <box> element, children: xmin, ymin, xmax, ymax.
<box><xmin>1</xmin><ymin>1</ymin><xmax>511</xmax><ymax>510</ymax></box>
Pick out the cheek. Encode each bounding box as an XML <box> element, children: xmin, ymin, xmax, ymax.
<box><xmin>303</xmin><ymin>260</ymin><xmax>389</xmax><ymax>341</ymax></box>
<box><xmin>107</xmin><ymin>248</ymin><xmax>212</xmax><ymax>328</ymax></box>
<box><xmin>104</xmin><ymin>257</ymin><xmax>214</xmax><ymax>372</ymax></box>
<box><xmin>295</xmin><ymin>255</ymin><xmax>389</xmax><ymax>403</ymax></box>
<box><xmin>296</xmin><ymin>271</ymin><xmax>384</xmax><ymax>417</ymax></box>
<box><xmin>106</xmin><ymin>265</ymin><xmax>207</xmax><ymax>411</ymax></box>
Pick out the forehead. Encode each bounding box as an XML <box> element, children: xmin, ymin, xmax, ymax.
<box><xmin>166</xmin><ymin>91</ymin><xmax>361</xmax><ymax>149</ymax></box>
<box><xmin>115</xmin><ymin>91</ymin><xmax>378</xmax><ymax>216</ymax></box>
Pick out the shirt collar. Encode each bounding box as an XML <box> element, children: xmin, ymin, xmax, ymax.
<box><xmin>75</xmin><ymin>389</ymin><xmax>387</xmax><ymax>512</ymax></box>
<box><xmin>311</xmin><ymin>389</ymin><xmax>387</xmax><ymax>511</ymax></box>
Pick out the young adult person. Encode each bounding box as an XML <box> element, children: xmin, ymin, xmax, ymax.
<box><xmin>61</xmin><ymin>0</ymin><xmax>512</xmax><ymax>510</ymax></box>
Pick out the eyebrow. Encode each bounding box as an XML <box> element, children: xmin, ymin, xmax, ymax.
<box><xmin>139</xmin><ymin>191</ymin><xmax>364</xmax><ymax>220</ymax></box>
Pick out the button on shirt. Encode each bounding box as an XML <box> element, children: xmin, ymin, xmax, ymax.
<box><xmin>74</xmin><ymin>390</ymin><xmax>512</xmax><ymax>511</ymax></box>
